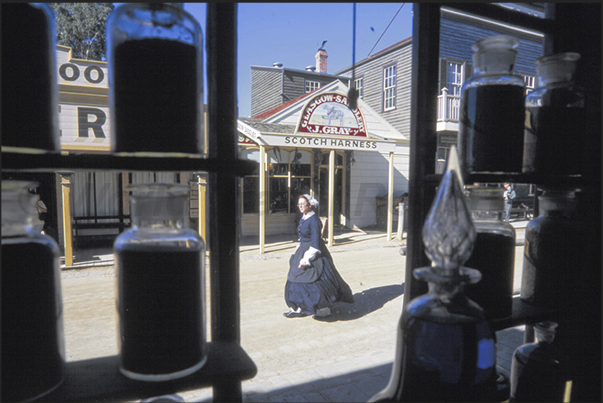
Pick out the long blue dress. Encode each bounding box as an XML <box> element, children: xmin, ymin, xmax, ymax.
<box><xmin>284</xmin><ymin>211</ymin><xmax>354</xmax><ymax>315</ymax></box>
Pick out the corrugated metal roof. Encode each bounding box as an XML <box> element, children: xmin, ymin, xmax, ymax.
<box><xmin>239</xmin><ymin>118</ymin><xmax>296</xmax><ymax>135</ymax></box>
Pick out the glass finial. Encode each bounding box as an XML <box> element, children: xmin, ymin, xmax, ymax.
<box><xmin>422</xmin><ymin>146</ymin><xmax>476</xmax><ymax>271</ymax></box>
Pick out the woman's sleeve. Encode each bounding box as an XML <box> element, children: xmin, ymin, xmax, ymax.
<box><xmin>309</xmin><ymin>216</ymin><xmax>322</xmax><ymax>250</ymax></box>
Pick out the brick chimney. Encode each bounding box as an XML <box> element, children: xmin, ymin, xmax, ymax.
<box><xmin>315</xmin><ymin>48</ymin><xmax>328</xmax><ymax>73</ymax></box>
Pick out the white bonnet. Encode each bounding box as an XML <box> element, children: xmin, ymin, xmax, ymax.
<box><xmin>303</xmin><ymin>194</ymin><xmax>319</xmax><ymax>208</ymax></box>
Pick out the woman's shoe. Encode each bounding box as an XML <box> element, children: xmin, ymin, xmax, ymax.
<box><xmin>283</xmin><ymin>308</ymin><xmax>308</xmax><ymax>318</ymax></box>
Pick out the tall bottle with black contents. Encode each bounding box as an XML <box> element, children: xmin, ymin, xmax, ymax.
<box><xmin>1</xmin><ymin>3</ymin><xmax>60</xmax><ymax>154</ymax></box>
<box><xmin>2</xmin><ymin>181</ymin><xmax>65</xmax><ymax>402</ymax></box>
<box><xmin>107</xmin><ymin>3</ymin><xmax>204</xmax><ymax>157</ymax></box>
<box><xmin>510</xmin><ymin>321</ymin><xmax>566</xmax><ymax>402</ymax></box>
<box><xmin>520</xmin><ymin>188</ymin><xmax>582</xmax><ymax>310</ymax></box>
<box><xmin>370</xmin><ymin>148</ymin><xmax>499</xmax><ymax>402</ymax></box>
<box><xmin>523</xmin><ymin>53</ymin><xmax>585</xmax><ymax>175</ymax></box>
<box><xmin>464</xmin><ymin>185</ymin><xmax>515</xmax><ymax>321</ymax></box>
<box><xmin>458</xmin><ymin>36</ymin><xmax>526</xmax><ymax>176</ymax></box>
<box><xmin>114</xmin><ymin>184</ymin><xmax>207</xmax><ymax>381</ymax></box>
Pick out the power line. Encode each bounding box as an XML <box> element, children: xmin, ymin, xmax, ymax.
<box><xmin>367</xmin><ymin>3</ymin><xmax>405</xmax><ymax>58</ymax></box>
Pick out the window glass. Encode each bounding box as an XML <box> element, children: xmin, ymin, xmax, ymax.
<box><xmin>305</xmin><ymin>80</ymin><xmax>320</xmax><ymax>93</ymax></box>
<box><xmin>291</xmin><ymin>150</ymin><xmax>312</xmax><ymax>176</ymax></box>
<box><xmin>446</xmin><ymin>61</ymin><xmax>463</xmax><ymax>96</ymax></box>
<box><xmin>384</xmin><ymin>65</ymin><xmax>396</xmax><ymax>110</ymax></box>
<box><xmin>523</xmin><ymin>74</ymin><xmax>536</xmax><ymax>95</ymax></box>
<box><xmin>354</xmin><ymin>77</ymin><xmax>364</xmax><ymax>98</ymax></box>
<box><xmin>242</xmin><ymin>176</ymin><xmax>259</xmax><ymax>213</ymax></box>
<box><xmin>269</xmin><ymin>178</ymin><xmax>288</xmax><ymax>213</ymax></box>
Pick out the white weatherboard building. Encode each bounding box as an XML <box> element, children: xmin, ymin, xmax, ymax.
<box><xmin>237</xmin><ymin>80</ymin><xmax>410</xmax><ymax>251</ymax></box>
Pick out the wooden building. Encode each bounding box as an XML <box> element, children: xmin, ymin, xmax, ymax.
<box><xmin>239</xmin><ymin>80</ymin><xmax>410</xmax><ymax>252</ymax></box>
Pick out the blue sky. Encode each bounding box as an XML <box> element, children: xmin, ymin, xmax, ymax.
<box><xmin>114</xmin><ymin>3</ymin><xmax>414</xmax><ymax>118</ymax></box>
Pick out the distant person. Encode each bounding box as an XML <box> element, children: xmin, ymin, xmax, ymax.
<box><xmin>503</xmin><ymin>183</ymin><xmax>516</xmax><ymax>222</ymax></box>
<box><xmin>283</xmin><ymin>194</ymin><xmax>354</xmax><ymax>320</ymax></box>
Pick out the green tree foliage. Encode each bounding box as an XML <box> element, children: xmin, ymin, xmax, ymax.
<box><xmin>49</xmin><ymin>3</ymin><xmax>114</xmax><ymax>61</ymax></box>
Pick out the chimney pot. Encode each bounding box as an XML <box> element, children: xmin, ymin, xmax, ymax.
<box><xmin>273</xmin><ymin>62</ymin><xmax>283</xmax><ymax>68</ymax></box>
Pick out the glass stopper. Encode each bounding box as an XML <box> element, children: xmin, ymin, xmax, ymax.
<box><xmin>422</xmin><ymin>146</ymin><xmax>476</xmax><ymax>271</ymax></box>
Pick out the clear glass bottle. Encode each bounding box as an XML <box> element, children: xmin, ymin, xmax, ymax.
<box><xmin>464</xmin><ymin>185</ymin><xmax>516</xmax><ymax>321</ymax></box>
<box><xmin>114</xmin><ymin>184</ymin><xmax>207</xmax><ymax>381</ymax></box>
<box><xmin>1</xmin><ymin>3</ymin><xmax>60</xmax><ymax>154</ymax></box>
<box><xmin>1</xmin><ymin>180</ymin><xmax>65</xmax><ymax>402</ymax></box>
<box><xmin>107</xmin><ymin>3</ymin><xmax>204</xmax><ymax>157</ymax></box>
<box><xmin>520</xmin><ymin>189</ymin><xmax>581</xmax><ymax>310</ymax></box>
<box><xmin>370</xmin><ymin>148</ymin><xmax>499</xmax><ymax>402</ymax></box>
<box><xmin>523</xmin><ymin>53</ymin><xmax>585</xmax><ymax>175</ymax></box>
<box><xmin>510</xmin><ymin>321</ymin><xmax>565</xmax><ymax>402</ymax></box>
<box><xmin>458</xmin><ymin>36</ymin><xmax>526</xmax><ymax>176</ymax></box>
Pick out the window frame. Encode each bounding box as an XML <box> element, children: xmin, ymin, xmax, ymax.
<box><xmin>305</xmin><ymin>80</ymin><xmax>320</xmax><ymax>93</ymax></box>
<box><xmin>354</xmin><ymin>76</ymin><xmax>364</xmax><ymax>98</ymax></box>
<box><xmin>383</xmin><ymin>63</ymin><xmax>397</xmax><ymax>111</ymax></box>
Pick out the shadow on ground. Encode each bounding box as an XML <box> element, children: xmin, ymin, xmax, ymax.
<box><xmin>317</xmin><ymin>283</ymin><xmax>404</xmax><ymax>322</ymax></box>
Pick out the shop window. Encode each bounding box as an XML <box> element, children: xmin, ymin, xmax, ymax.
<box><xmin>242</xmin><ymin>176</ymin><xmax>259</xmax><ymax>214</ymax></box>
<box><xmin>383</xmin><ymin>64</ymin><xmax>396</xmax><ymax>111</ymax></box>
<box><xmin>305</xmin><ymin>80</ymin><xmax>320</xmax><ymax>93</ymax></box>
<box><xmin>269</xmin><ymin>177</ymin><xmax>288</xmax><ymax>213</ymax></box>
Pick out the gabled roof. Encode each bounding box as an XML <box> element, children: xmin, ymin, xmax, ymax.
<box><xmin>240</xmin><ymin>80</ymin><xmax>409</xmax><ymax>144</ymax></box>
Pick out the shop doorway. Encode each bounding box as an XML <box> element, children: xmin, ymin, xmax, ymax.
<box><xmin>317</xmin><ymin>151</ymin><xmax>345</xmax><ymax>227</ymax></box>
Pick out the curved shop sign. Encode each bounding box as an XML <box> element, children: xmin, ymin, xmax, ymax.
<box><xmin>297</xmin><ymin>93</ymin><xmax>367</xmax><ymax>137</ymax></box>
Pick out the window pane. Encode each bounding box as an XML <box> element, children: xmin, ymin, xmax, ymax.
<box><xmin>291</xmin><ymin>150</ymin><xmax>312</xmax><ymax>175</ymax></box>
<box><xmin>243</xmin><ymin>176</ymin><xmax>259</xmax><ymax>213</ymax></box>
<box><xmin>269</xmin><ymin>178</ymin><xmax>288</xmax><ymax>213</ymax></box>
<box><xmin>384</xmin><ymin>65</ymin><xmax>396</xmax><ymax>110</ymax></box>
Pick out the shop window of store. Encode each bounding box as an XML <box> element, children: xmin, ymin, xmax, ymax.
<box><xmin>305</xmin><ymin>80</ymin><xmax>320</xmax><ymax>93</ymax></box>
<box><xmin>240</xmin><ymin>149</ymin><xmax>260</xmax><ymax>214</ymax></box>
<box><xmin>354</xmin><ymin>77</ymin><xmax>364</xmax><ymax>98</ymax></box>
<box><xmin>288</xmin><ymin>150</ymin><xmax>312</xmax><ymax>212</ymax></box>
<box><xmin>383</xmin><ymin>64</ymin><xmax>396</xmax><ymax>111</ymax></box>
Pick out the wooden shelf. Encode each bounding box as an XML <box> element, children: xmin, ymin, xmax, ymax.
<box><xmin>38</xmin><ymin>341</ymin><xmax>257</xmax><ymax>402</ymax></box>
<box><xmin>491</xmin><ymin>296</ymin><xmax>557</xmax><ymax>331</ymax></box>
<box><xmin>1</xmin><ymin>151</ymin><xmax>258</xmax><ymax>175</ymax></box>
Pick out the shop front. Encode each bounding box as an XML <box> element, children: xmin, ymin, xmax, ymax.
<box><xmin>238</xmin><ymin>81</ymin><xmax>410</xmax><ymax>253</ymax></box>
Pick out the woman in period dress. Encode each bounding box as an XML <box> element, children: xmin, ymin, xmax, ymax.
<box><xmin>283</xmin><ymin>194</ymin><xmax>354</xmax><ymax>319</ymax></box>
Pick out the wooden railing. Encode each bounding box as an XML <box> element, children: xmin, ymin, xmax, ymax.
<box><xmin>436</xmin><ymin>87</ymin><xmax>460</xmax><ymax>122</ymax></box>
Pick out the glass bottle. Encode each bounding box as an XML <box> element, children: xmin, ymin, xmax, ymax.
<box><xmin>523</xmin><ymin>53</ymin><xmax>585</xmax><ymax>175</ymax></box>
<box><xmin>107</xmin><ymin>3</ymin><xmax>204</xmax><ymax>157</ymax></box>
<box><xmin>510</xmin><ymin>321</ymin><xmax>565</xmax><ymax>402</ymax></box>
<box><xmin>370</xmin><ymin>148</ymin><xmax>499</xmax><ymax>402</ymax></box>
<box><xmin>520</xmin><ymin>189</ymin><xmax>581</xmax><ymax>310</ymax></box>
<box><xmin>458</xmin><ymin>36</ymin><xmax>526</xmax><ymax>176</ymax></box>
<box><xmin>1</xmin><ymin>180</ymin><xmax>65</xmax><ymax>402</ymax></box>
<box><xmin>114</xmin><ymin>183</ymin><xmax>207</xmax><ymax>381</ymax></box>
<box><xmin>464</xmin><ymin>185</ymin><xmax>515</xmax><ymax>321</ymax></box>
<box><xmin>1</xmin><ymin>3</ymin><xmax>60</xmax><ymax>154</ymax></box>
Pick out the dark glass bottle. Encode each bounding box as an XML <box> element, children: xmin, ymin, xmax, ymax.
<box><xmin>464</xmin><ymin>185</ymin><xmax>515</xmax><ymax>321</ymax></box>
<box><xmin>1</xmin><ymin>3</ymin><xmax>60</xmax><ymax>154</ymax></box>
<box><xmin>458</xmin><ymin>36</ymin><xmax>526</xmax><ymax>176</ymax></box>
<box><xmin>520</xmin><ymin>189</ymin><xmax>581</xmax><ymax>310</ymax></box>
<box><xmin>510</xmin><ymin>321</ymin><xmax>565</xmax><ymax>402</ymax></box>
<box><xmin>114</xmin><ymin>184</ymin><xmax>207</xmax><ymax>381</ymax></box>
<box><xmin>370</xmin><ymin>149</ymin><xmax>499</xmax><ymax>402</ymax></box>
<box><xmin>107</xmin><ymin>3</ymin><xmax>204</xmax><ymax>157</ymax></box>
<box><xmin>523</xmin><ymin>53</ymin><xmax>585</xmax><ymax>175</ymax></box>
<box><xmin>1</xmin><ymin>181</ymin><xmax>65</xmax><ymax>402</ymax></box>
